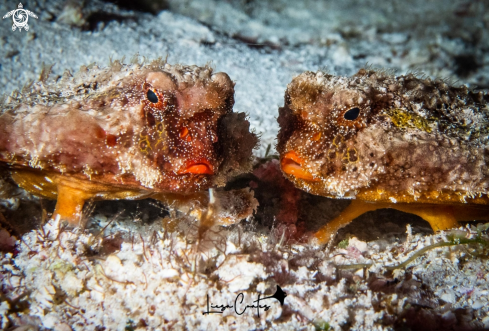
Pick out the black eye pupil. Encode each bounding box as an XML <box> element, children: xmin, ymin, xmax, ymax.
<box><xmin>147</xmin><ymin>89</ymin><xmax>158</xmax><ymax>103</ymax></box>
<box><xmin>344</xmin><ymin>107</ymin><xmax>360</xmax><ymax>120</ymax></box>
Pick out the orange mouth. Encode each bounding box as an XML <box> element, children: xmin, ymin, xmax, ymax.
<box><xmin>281</xmin><ymin>151</ymin><xmax>320</xmax><ymax>182</ymax></box>
<box><xmin>178</xmin><ymin>159</ymin><xmax>214</xmax><ymax>175</ymax></box>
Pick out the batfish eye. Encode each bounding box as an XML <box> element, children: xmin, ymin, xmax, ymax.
<box><xmin>344</xmin><ymin>107</ymin><xmax>360</xmax><ymax>120</ymax></box>
<box><xmin>147</xmin><ymin>89</ymin><xmax>158</xmax><ymax>103</ymax></box>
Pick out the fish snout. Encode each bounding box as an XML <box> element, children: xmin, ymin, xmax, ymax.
<box><xmin>177</xmin><ymin>159</ymin><xmax>214</xmax><ymax>175</ymax></box>
<box><xmin>281</xmin><ymin>151</ymin><xmax>320</xmax><ymax>182</ymax></box>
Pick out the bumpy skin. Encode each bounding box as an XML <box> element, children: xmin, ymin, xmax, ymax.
<box><xmin>278</xmin><ymin>69</ymin><xmax>489</xmax><ymax>242</ymax></box>
<box><xmin>278</xmin><ymin>69</ymin><xmax>489</xmax><ymax>203</ymax></box>
<box><xmin>0</xmin><ymin>59</ymin><xmax>258</xmax><ymax>223</ymax></box>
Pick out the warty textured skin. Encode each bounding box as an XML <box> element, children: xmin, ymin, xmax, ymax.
<box><xmin>278</xmin><ymin>69</ymin><xmax>489</xmax><ymax>205</ymax></box>
<box><xmin>277</xmin><ymin>69</ymin><xmax>489</xmax><ymax>243</ymax></box>
<box><xmin>0</xmin><ymin>59</ymin><xmax>258</xmax><ymax>223</ymax></box>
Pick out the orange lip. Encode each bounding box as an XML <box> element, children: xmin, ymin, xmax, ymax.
<box><xmin>281</xmin><ymin>151</ymin><xmax>320</xmax><ymax>182</ymax></box>
<box><xmin>178</xmin><ymin>159</ymin><xmax>214</xmax><ymax>175</ymax></box>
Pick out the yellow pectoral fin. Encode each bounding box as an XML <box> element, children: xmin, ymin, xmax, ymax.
<box><xmin>314</xmin><ymin>200</ymin><xmax>386</xmax><ymax>244</ymax></box>
<box><xmin>11</xmin><ymin>170</ymin><xmax>58</xmax><ymax>199</ymax></box>
<box><xmin>313</xmin><ymin>201</ymin><xmax>468</xmax><ymax>245</ymax></box>
<box><xmin>391</xmin><ymin>204</ymin><xmax>459</xmax><ymax>232</ymax></box>
<box><xmin>11</xmin><ymin>169</ymin><xmax>90</xmax><ymax>225</ymax></box>
<box><xmin>53</xmin><ymin>184</ymin><xmax>93</xmax><ymax>225</ymax></box>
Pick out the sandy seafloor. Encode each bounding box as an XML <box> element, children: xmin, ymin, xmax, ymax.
<box><xmin>1</xmin><ymin>0</ymin><xmax>489</xmax><ymax>330</ymax></box>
